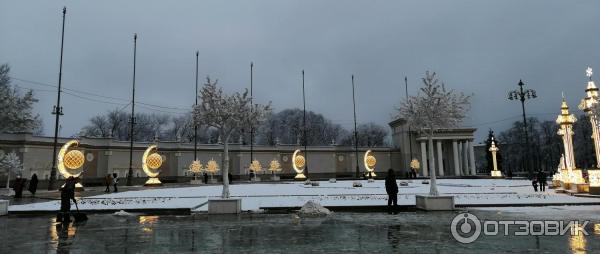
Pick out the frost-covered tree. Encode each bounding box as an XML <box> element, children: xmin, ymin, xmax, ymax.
<box><xmin>398</xmin><ymin>71</ymin><xmax>471</xmax><ymax>196</ymax></box>
<box><xmin>0</xmin><ymin>64</ymin><xmax>42</xmax><ymax>134</ymax></box>
<box><xmin>0</xmin><ymin>151</ymin><xmax>23</xmax><ymax>190</ymax></box>
<box><xmin>192</xmin><ymin>77</ymin><xmax>270</xmax><ymax>198</ymax></box>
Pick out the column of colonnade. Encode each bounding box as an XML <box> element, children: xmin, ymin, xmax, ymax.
<box><xmin>419</xmin><ymin>139</ymin><xmax>476</xmax><ymax>177</ymax></box>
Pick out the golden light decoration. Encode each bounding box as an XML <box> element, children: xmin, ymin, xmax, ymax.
<box><xmin>64</xmin><ymin>150</ymin><xmax>85</xmax><ymax>170</ymax></box>
<box><xmin>146</xmin><ymin>153</ymin><xmax>163</xmax><ymax>170</ymax></box>
<box><xmin>269</xmin><ymin>159</ymin><xmax>282</xmax><ymax>172</ymax></box>
<box><xmin>188</xmin><ymin>160</ymin><xmax>203</xmax><ymax>174</ymax></box>
<box><xmin>569</xmin><ymin>169</ymin><xmax>585</xmax><ymax>184</ymax></box>
<box><xmin>57</xmin><ymin>140</ymin><xmax>84</xmax><ymax>178</ymax></box>
<box><xmin>142</xmin><ymin>145</ymin><xmax>163</xmax><ymax>186</ymax></box>
<box><xmin>249</xmin><ymin>160</ymin><xmax>263</xmax><ymax>173</ymax></box>
<box><xmin>410</xmin><ymin>159</ymin><xmax>420</xmax><ymax>171</ymax></box>
<box><xmin>292</xmin><ymin>149</ymin><xmax>306</xmax><ymax>180</ymax></box>
<box><xmin>363</xmin><ymin>150</ymin><xmax>377</xmax><ymax>177</ymax></box>
<box><xmin>588</xmin><ymin>170</ymin><xmax>600</xmax><ymax>187</ymax></box>
<box><xmin>205</xmin><ymin>159</ymin><xmax>220</xmax><ymax>174</ymax></box>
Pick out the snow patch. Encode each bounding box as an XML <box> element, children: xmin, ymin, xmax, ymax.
<box><xmin>113</xmin><ymin>210</ymin><xmax>134</xmax><ymax>216</ymax></box>
<box><xmin>298</xmin><ymin>200</ymin><xmax>331</xmax><ymax>217</ymax></box>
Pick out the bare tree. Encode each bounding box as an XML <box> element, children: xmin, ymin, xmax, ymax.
<box><xmin>398</xmin><ymin>71</ymin><xmax>471</xmax><ymax>196</ymax></box>
<box><xmin>192</xmin><ymin>77</ymin><xmax>270</xmax><ymax>198</ymax></box>
<box><xmin>0</xmin><ymin>64</ymin><xmax>43</xmax><ymax>134</ymax></box>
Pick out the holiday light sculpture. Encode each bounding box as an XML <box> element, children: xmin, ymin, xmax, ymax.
<box><xmin>557</xmin><ymin>97</ymin><xmax>586</xmax><ymax>192</ymax></box>
<box><xmin>488</xmin><ymin>137</ymin><xmax>502</xmax><ymax>177</ymax></box>
<box><xmin>292</xmin><ymin>149</ymin><xmax>306</xmax><ymax>180</ymax></box>
<box><xmin>188</xmin><ymin>160</ymin><xmax>203</xmax><ymax>181</ymax></box>
<box><xmin>363</xmin><ymin>150</ymin><xmax>377</xmax><ymax>177</ymax></box>
<box><xmin>268</xmin><ymin>159</ymin><xmax>282</xmax><ymax>180</ymax></box>
<box><xmin>579</xmin><ymin>67</ymin><xmax>600</xmax><ymax>194</ymax></box>
<box><xmin>142</xmin><ymin>145</ymin><xmax>163</xmax><ymax>186</ymax></box>
<box><xmin>205</xmin><ymin>159</ymin><xmax>220</xmax><ymax>183</ymax></box>
<box><xmin>57</xmin><ymin>140</ymin><xmax>85</xmax><ymax>189</ymax></box>
<box><xmin>249</xmin><ymin>160</ymin><xmax>263</xmax><ymax>181</ymax></box>
<box><xmin>410</xmin><ymin>159</ymin><xmax>420</xmax><ymax>172</ymax></box>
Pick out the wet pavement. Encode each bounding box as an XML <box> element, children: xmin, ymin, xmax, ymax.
<box><xmin>1</xmin><ymin>209</ymin><xmax>599</xmax><ymax>253</ymax></box>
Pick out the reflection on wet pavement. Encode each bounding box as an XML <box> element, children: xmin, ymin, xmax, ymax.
<box><xmin>1</xmin><ymin>210</ymin><xmax>599</xmax><ymax>253</ymax></box>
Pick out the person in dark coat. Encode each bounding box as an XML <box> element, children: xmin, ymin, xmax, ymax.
<box><xmin>104</xmin><ymin>174</ymin><xmax>112</xmax><ymax>193</ymax></box>
<box><xmin>13</xmin><ymin>175</ymin><xmax>26</xmax><ymax>198</ymax></box>
<box><xmin>385</xmin><ymin>169</ymin><xmax>399</xmax><ymax>213</ymax></box>
<box><xmin>28</xmin><ymin>173</ymin><xmax>38</xmax><ymax>196</ymax></box>
<box><xmin>537</xmin><ymin>170</ymin><xmax>547</xmax><ymax>192</ymax></box>
<box><xmin>59</xmin><ymin>177</ymin><xmax>76</xmax><ymax>222</ymax></box>
<box><xmin>228</xmin><ymin>172</ymin><xmax>233</xmax><ymax>185</ymax></box>
<box><xmin>532</xmin><ymin>178</ymin><xmax>538</xmax><ymax>192</ymax></box>
<box><xmin>203</xmin><ymin>172</ymin><xmax>208</xmax><ymax>184</ymax></box>
<box><xmin>112</xmin><ymin>173</ymin><xmax>118</xmax><ymax>192</ymax></box>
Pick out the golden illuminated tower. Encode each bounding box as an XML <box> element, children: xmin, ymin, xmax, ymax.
<box><xmin>557</xmin><ymin>97</ymin><xmax>577</xmax><ymax>171</ymax></box>
<box><xmin>579</xmin><ymin>67</ymin><xmax>600</xmax><ymax>168</ymax></box>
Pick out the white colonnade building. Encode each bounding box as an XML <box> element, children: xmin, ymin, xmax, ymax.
<box><xmin>389</xmin><ymin>118</ymin><xmax>477</xmax><ymax>176</ymax></box>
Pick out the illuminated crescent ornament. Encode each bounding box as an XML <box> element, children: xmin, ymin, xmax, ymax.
<box><xmin>363</xmin><ymin>150</ymin><xmax>377</xmax><ymax>177</ymax></box>
<box><xmin>142</xmin><ymin>145</ymin><xmax>163</xmax><ymax>185</ymax></box>
<box><xmin>292</xmin><ymin>149</ymin><xmax>306</xmax><ymax>180</ymax></box>
<box><xmin>57</xmin><ymin>140</ymin><xmax>84</xmax><ymax>178</ymax></box>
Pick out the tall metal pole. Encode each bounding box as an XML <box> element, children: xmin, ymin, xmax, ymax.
<box><xmin>352</xmin><ymin>75</ymin><xmax>360</xmax><ymax>178</ymax></box>
<box><xmin>48</xmin><ymin>7</ymin><xmax>67</xmax><ymax>190</ymax></box>
<box><xmin>194</xmin><ymin>51</ymin><xmax>199</xmax><ymax>161</ymax></box>
<box><xmin>250</xmin><ymin>62</ymin><xmax>254</xmax><ymax>163</ymax></box>
<box><xmin>302</xmin><ymin>70</ymin><xmax>309</xmax><ymax>178</ymax></box>
<box><xmin>509</xmin><ymin>80</ymin><xmax>536</xmax><ymax>177</ymax></box>
<box><xmin>519</xmin><ymin>83</ymin><xmax>531</xmax><ymax>176</ymax></box>
<box><xmin>126</xmin><ymin>33</ymin><xmax>137</xmax><ymax>186</ymax></box>
<box><xmin>405</xmin><ymin>76</ymin><xmax>413</xmax><ymax>164</ymax></box>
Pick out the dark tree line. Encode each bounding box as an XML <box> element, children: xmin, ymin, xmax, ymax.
<box><xmin>80</xmin><ymin>108</ymin><xmax>389</xmax><ymax>147</ymax></box>
<box><xmin>495</xmin><ymin>115</ymin><xmax>596</xmax><ymax>173</ymax></box>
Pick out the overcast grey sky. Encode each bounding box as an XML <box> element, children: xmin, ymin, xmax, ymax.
<box><xmin>2</xmin><ymin>0</ymin><xmax>600</xmax><ymax>143</ymax></box>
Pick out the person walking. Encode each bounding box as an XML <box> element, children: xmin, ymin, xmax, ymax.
<box><xmin>532</xmin><ymin>177</ymin><xmax>538</xmax><ymax>192</ymax></box>
<box><xmin>537</xmin><ymin>170</ymin><xmax>547</xmax><ymax>192</ymax></box>
<box><xmin>28</xmin><ymin>173</ymin><xmax>38</xmax><ymax>196</ymax></box>
<box><xmin>13</xmin><ymin>175</ymin><xmax>26</xmax><ymax>198</ymax></box>
<box><xmin>385</xmin><ymin>169</ymin><xmax>399</xmax><ymax>214</ymax></box>
<box><xmin>112</xmin><ymin>173</ymin><xmax>119</xmax><ymax>192</ymax></box>
<box><xmin>104</xmin><ymin>174</ymin><xmax>112</xmax><ymax>193</ymax></box>
<box><xmin>203</xmin><ymin>172</ymin><xmax>208</xmax><ymax>184</ymax></box>
<box><xmin>228</xmin><ymin>172</ymin><xmax>233</xmax><ymax>185</ymax></box>
<box><xmin>58</xmin><ymin>177</ymin><xmax>76</xmax><ymax>222</ymax></box>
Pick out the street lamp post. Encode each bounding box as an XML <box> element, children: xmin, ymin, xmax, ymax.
<box><xmin>508</xmin><ymin>80</ymin><xmax>537</xmax><ymax>176</ymax></box>
<box><xmin>49</xmin><ymin>7</ymin><xmax>67</xmax><ymax>190</ymax></box>
<box><xmin>405</xmin><ymin>76</ymin><xmax>413</xmax><ymax>168</ymax></box>
<box><xmin>126</xmin><ymin>33</ymin><xmax>137</xmax><ymax>186</ymax></box>
<box><xmin>194</xmin><ymin>51</ymin><xmax>199</xmax><ymax>161</ymax></box>
<box><xmin>302</xmin><ymin>70</ymin><xmax>309</xmax><ymax>179</ymax></box>
<box><xmin>352</xmin><ymin>75</ymin><xmax>360</xmax><ymax>178</ymax></box>
<box><xmin>250</xmin><ymin>62</ymin><xmax>254</xmax><ymax>164</ymax></box>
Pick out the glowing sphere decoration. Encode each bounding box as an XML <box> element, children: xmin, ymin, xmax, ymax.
<box><xmin>292</xmin><ymin>149</ymin><xmax>306</xmax><ymax>180</ymax></box>
<box><xmin>57</xmin><ymin>140</ymin><xmax>85</xmax><ymax>178</ymax></box>
<box><xmin>363</xmin><ymin>150</ymin><xmax>377</xmax><ymax>177</ymax></box>
<box><xmin>64</xmin><ymin>150</ymin><xmax>85</xmax><ymax>170</ymax></box>
<box><xmin>146</xmin><ymin>153</ymin><xmax>163</xmax><ymax>170</ymax></box>
<box><xmin>142</xmin><ymin>145</ymin><xmax>163</xmax><ymax>186</ymax></box>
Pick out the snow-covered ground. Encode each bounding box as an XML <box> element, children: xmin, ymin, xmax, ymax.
<box><xmin>9</xmin><ymin>179</ymin><xmax>600</xmax><ymax>212</ymax></box>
